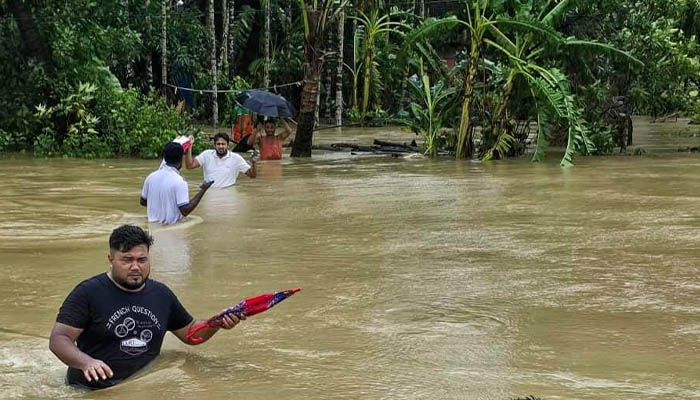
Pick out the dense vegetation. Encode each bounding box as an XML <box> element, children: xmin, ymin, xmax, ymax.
<box><xmin>2</xmin><ymin>0</ymin><xmax>700</xmax><ymax>164</ymax></box>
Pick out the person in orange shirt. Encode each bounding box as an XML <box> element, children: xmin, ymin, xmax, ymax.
<box><xmin>246</xmin><ymin>117</ymin><xmax>295</xmax><ymax>160</ymax></box>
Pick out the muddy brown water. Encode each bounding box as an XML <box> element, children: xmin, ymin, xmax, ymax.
<box><xmin>2</xmin><ymin>118</ymin><xmax>700</xmax><ymax>399</ymax></box>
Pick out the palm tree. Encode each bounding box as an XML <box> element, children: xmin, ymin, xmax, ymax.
<box><xmin>290</xmin><ymin>0</ymin><xmax>347</xmax><ymax>157</ymax></box>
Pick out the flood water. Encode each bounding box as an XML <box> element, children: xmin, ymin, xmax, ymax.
<box><xmin>2</xmin><ymin>118</ymin><xmax>700</xmax><ymax>399</ymax></box>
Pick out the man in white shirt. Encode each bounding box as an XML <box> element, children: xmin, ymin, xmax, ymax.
<box><xmin>185</xmin><ymin>133</ymin><xmax>256</xmax><ymax>188</ymax></box>
<box><xmin>140</xmin><ymin>142</ymin><xmax>213</xmax><ymax>224</ymax></box>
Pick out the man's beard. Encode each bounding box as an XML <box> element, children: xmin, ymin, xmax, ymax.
<box><xmin>216</xmin><ymin>148</ymin><xmax>227</xmax><ymax>156</ymax></box>
<box><xmin>115</xmin><ymin>274</ymin><xmax>148</xmax><ymax>290</ymax></box>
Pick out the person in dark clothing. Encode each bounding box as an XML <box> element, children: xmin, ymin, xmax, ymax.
<box><xmin>48</xmin><ymin>225</ymin><xmax>244</xmax><ymax>389</ymax></box>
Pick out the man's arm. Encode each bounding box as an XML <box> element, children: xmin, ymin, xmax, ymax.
<box><xmin>171</xmin><ymin>313</ymin><xmax>244</xmax><ymax>345</ymax></box>
<box><xmin>247</xmin><ymin>126</ymin><xmax>260</xmax><ymax>146</ymax></box>
<box><xmin>245</xmin><ymin>159</ymin><xmax>257</xmax><ymax>178</ymax></box>
<box><xmin>185</xmin><ymin>136</ymin><xmax>200</xmax><ymax>169</ymax></box>
<box><xmin>140</xmin><ymin>197</ymin><xmax>147</xmax><ymax>207</ymax></box>
<box><xmin>279</xmin><ymin>119</ymin><xmax>294</xmax><ymax>141</ymax></box>
<box><xmin>49</xmin><ymin>322</ymin><xmax>114</xmax><ymax>383</ymax></box>
<box><xmin>178</xmin><ymin>180</ymin><xmax>213</xmax><ymax>217</ymax></box>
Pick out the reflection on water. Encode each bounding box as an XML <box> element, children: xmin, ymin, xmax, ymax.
<box><xmin>2</xmin><ymin>118</ymin><xmax>700</xmax><ymax>399</ymax></box>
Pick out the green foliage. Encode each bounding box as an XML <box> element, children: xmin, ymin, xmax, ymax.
<box><xmin>16</xmin><ymin>82</ymin><xmax>189</xmax><ymax>159</ymax></box>
<box><xmin>405</xmin><ymin>60</ymin><xmax>457</xmax><ymax>156</ymax></box>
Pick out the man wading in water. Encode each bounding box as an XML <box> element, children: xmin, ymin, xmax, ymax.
<box><xmin>141</xmin><ymin>142</ymin><xmax>213</xmax><ymax>224</ymax></box>
<box><xmin>49</xmin><ymin>225</ymin><xmax>245</xmax><ymax>389</ymax></box>
<box><xmin>184</xmin><ymin>132</ymin><xmax>256</xmax><ymax>188</ymax></box>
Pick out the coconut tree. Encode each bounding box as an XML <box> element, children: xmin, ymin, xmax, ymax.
<box><xmin>290</xmin><ymin>0</ymin><xmax>347</xmax><ymax>157</ymax></box>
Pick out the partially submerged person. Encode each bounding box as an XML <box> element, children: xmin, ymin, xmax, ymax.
<box><xmin>246</xmin><ymin>117</ymin><xmax>295</xmax><ymax>160</ymax></box>
<box><xmin>141</xmin><ymin>142</ymin><xmax>212</xmax><ymax>224</ymax></box>
<box><xmin>231</xmin><ymin>111</ymin><xmax>256</xmax><ymax>153</ymax></box>
<box><xmin>49</xmin><ymin>225</ymin><xmax>245</xmax><ymax>389</ymax></box>
<box><xmin>185</xmin><ymin>132</ymin><xmax>256</xmax><ymax>188</ymax></box>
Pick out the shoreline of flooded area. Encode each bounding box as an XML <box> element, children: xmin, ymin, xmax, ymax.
<box><xmin>3</xmin><ymin>117</ymin><xmax>700</xmax><ymax>399</ymax></box>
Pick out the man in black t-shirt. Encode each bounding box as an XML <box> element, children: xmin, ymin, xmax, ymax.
<box><xmin>49</xmin><ymin>225</ymin><xmax>244</xmax><ymax>389</ymax></box>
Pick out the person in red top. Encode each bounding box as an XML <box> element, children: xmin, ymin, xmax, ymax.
<box><xmin>246</xmin><ymin>117</ymin><xmax>295</xmax><ymax>160</ymax></box>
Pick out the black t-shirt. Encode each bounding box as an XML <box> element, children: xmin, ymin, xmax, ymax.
<box><xmin>56</xmin><ymin>273</ymin><xmax>193</xmax><ymax>389</ymax></box>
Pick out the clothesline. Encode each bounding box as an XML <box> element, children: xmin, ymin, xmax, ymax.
<box><xmin>164</xmin><ymin>80</ymin><xmax>303</xmax><ymax>94</ymax></box>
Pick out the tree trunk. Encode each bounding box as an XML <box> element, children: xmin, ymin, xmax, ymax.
<box><xmin>209</xmin><ymin>0</ymin><xmax>218</xmax><ymax>127</ymax></box>
<box><xmin>145</xmin><ymin>0</ymin><xmax>153</xmax><ymax>89</ymax></box>
<box><xmin>456</xmin><ymin>49</ymin><xmax>478</xmax><ymax>159</ymax></box>
<box><xmin>264</xmin><ymin>0</ymin><xmax>271</xmax><ymax>87</ymax></box>
<box><xmin>361</xmin><ymin>48</ymin><xmax>373</xmax><ymax>116</ymax></box>
<box><xmin>227</xmin><ymin>0</ymin><xmax>236</xmax><ymax>80</ymax></box>
<box><xmin>7</xmin><ymin>0</ymin><xmax>52</xmax><ymax>71</ymax></box>
<box><xmin>218</xmin><ymin>0</ymin><xmax>229</xmax><ymax>72</ymax></box>
<box><xmin>286</xmin><ymin>0</ymin><xmax>292</xmax><ymax>26</ymax></box>
<box><xmin>292</xmin><ymin>74</ymin><xmax>320</xmax><ymax>157</ymax></box>
<box><xmin>161</xmin><ymin>0</ymin><xmax>168</xmax><ymax>88</ymax></box>
<box><xmin>335</xmin><ymin>10</ymin><xmax>345</xmax><ymax>126</ymax></box>
<box><xmin>397</xmin><ymin>61</ymin><xmax>410</xmax><ymax>111</ymax></box>
<box><xmin>313</xmin><ymin>84</ymin><xmax>319</xmax><ymax>123</ymax></box>
<box><xmin>323</xmin><ymin>30</ymin><xmax>334</xmax><ymax>123</ymax></box>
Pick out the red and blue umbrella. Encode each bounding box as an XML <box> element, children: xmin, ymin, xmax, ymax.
<box><xmin>186</xmin><ymin>287</ymin><xmax>301</xmax><ymax>344</ymax></box>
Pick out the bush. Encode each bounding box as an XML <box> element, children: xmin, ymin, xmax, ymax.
<box><xmin>95</xmin><ymin>88</ymin><xmax>190</xmax><ymax>158</ymax></box>
<box><xmin>18</xmin><ymin>83</ymin><xmax>192</xmax><ymax>159</ymax></box>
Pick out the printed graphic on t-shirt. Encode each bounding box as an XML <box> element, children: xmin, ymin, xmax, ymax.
<box><xmin>106</xmin><ymin>305</ymin><xmax>162</xmax><ymax>356</ymax></box>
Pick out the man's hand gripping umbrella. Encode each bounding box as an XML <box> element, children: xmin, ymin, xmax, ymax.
<box><xmin>186</xmin><ymin>287</ymin><xmax>301</xmax><ymax>344</ymax></box>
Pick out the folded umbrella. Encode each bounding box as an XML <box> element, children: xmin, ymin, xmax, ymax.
<box><xmin>235</xmin><ymin>90</ymin><xmax>297</xmax><ymax>118</ymax></box>
<box><xmin>186</xmin><ymin>287</ymin><xmax>301</xmax><ymax>344</ymax></box>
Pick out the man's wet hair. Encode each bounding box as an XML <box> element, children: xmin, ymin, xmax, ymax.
<box><xmin>109</xmin><ymin>225</ymin><xmax>154</xmax><ymax>252</ymax></box>
<box><xmin>163</xmin><ymin>141</ymin><xmax>184</xmax><ymax>164</ymax></box>
<box><xmin>213</xmin><ymin>132</ymin><xmax>230</xmax><ymax>143</ymax></box>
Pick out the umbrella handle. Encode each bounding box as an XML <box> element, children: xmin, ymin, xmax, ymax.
<box><xmin>185</xmin><ymin>320</ymin><xmax>220</xmax><ymax>344</ymax></box>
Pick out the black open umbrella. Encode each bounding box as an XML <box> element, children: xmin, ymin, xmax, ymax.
<box><xmin>235</xmin><ymin>90</ymin><xmax>297</xmax><ymax>118</ymax></box>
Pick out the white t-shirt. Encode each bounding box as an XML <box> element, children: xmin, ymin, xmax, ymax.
<box><xmin>141</xmin><ymin>165</ymin><xmax>189</xmax><ymax>225</ymax></box>
<box><xmin>195</xmin><ymin>150</ymin><xmax>251</xmax><ymax>188</ymax></box>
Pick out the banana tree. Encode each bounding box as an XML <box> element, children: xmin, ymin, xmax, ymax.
<box><xmin>480</xmin><ymin>0</ymin><xmax>644</xmax><ymax>165</ymax></box>
<box><xmin>455</xmin><ymin>1</ymin><xmax>491</xmax><ymax>159</ymax></box>
<box><xmin>352</xmin><ymin>9</ymin><xmax>408</xmax><ymax>117</ymax></box>
<box><xmin>407</xmin><ymin>59</ymin><xmax>457</xmax><ymax>156</ymax></box>
<box><xmin>291</xmin><ymin>0</ymin><xmax>347</xmax><ymax>157</ymax></box>
<box><xmin>396</xmin><ymin>15</ymin><xmax>460</xmax><ymax>111</ymax></box>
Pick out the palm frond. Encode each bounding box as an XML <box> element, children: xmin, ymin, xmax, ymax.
<box><xmin>564</xmin><ymin>40</ymin><xmax>644</xmax><ymax>68</ymax></box>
